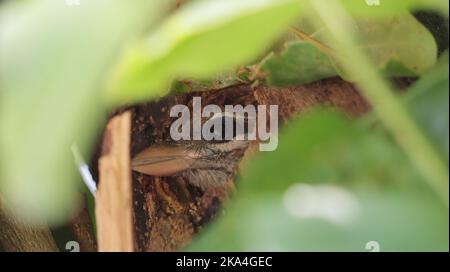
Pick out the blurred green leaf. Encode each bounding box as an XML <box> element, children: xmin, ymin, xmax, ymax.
<box><xmin>188</xmin><ymin>111</ymin><xmax>449</xmax><ymax>251</ymax></box>
<box><xmin>0</xmin><ymin>0</ymin><xmax>167</xmax><ymax>225</ymax></box>
<box><xmin>414</xmin><ymin>11</ymin><xmax>449</xmax><ymax>54</ymax></box>
<box><xmin>407</xmin><ymin>52</ymin><xmax>449</xmax><ymax>160</ymax></box>
<box><xmin>340</xmin><ymin>0</ymin><xmax>448</xmax><ymax>17</ymax></box>
<box><xmin>169</xmin><ymin>69</ymin><xmax>241</xmax><ymax>95</ymax></box>
<box><xmin>259</xmin><ymin>11</ymin><xmax>437</xmax><ymax>88</ymax></box>
<box><xmin>260</xmin><ymin>41</ymin><xmax>337</xmax><ymax>86</ymax></box>
<box><xmin>189</xmin><ymin>190</ymin><xmax>448</xmax><ymax>251</ymax></box>
<box><xmin>353</xmin><ymin>13</ymin><xmax>437</xmax><ymax>77</ymax></box>
<box><xmin>106</xmin><ymin>0</ymin><xmax>304</xmax><ymax>104</ymax></box>
<box><xmin>298</xmin><ymin>12</ymin><xmax>438</xmax><ymax>78</ymax></box>
<box><xmin>305</xmin><ymin>0</ymin><xmax>448</xmax><ymax>206</ymax></box>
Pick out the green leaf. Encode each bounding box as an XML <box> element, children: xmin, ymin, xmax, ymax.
<box><xmin>188</xmin><ymin>111</ymin><xmax>449</xmax><ymax>251</ymax></box>
<box><xmin>169</xmin><ymin>69</ymin><xmax>242</xmax><ymax>95</ymax></box>
<box><xmin>354</xmin><ymin>13</ymin><xmax>438</xmax><ymax>77</ymax></box>
<box><xmin>258</xmin><ymin>11</ymin><xmax>437</xmax><ymax>87</ymax></box>
<box><xmin>106</xmin><ymin>0</ymin><xmax>304</xmax><ymax>104</ymax></box>
<box><xmin>189</xmin><ymin>191</ymin><xmax>448</xmax><ymax>251</ymax></box>
<box><xmin>0</xmin><ymin>0</ymin><xmax>166</xmax><ymax>224</ymax></box>
<box><xmin>340</xmin><ymin>0</ymin><xmax>449</xmax><ymax>17</ymax></box>
<box><xmin>294</xmin><ymin>12</ymin><xmax>437</xmax><ymax>78</ymax></box>
<box><xmin>304</xmin><ymin>0</ymin><xmax>448</xmax><ymax>206</ymax></box>
<box><xmin>407</xmin><ymin>52</ymin><xmax>449</xmax><ymax>160</ymax></box>
<box><xmin>414</xmin><ymin>11</ymin><xmax>449</xmax><ymax>54</ymax></box>
<box><xmin>260</xmin><ymin>41</ymin><xmax>337</xmax><ymax>86</ymax></box>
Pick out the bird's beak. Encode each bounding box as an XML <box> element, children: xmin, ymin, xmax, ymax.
<box><xmin>131</xmin><ymin>144</ymin><xmax>197</xmax><ymax>176</ymax></box>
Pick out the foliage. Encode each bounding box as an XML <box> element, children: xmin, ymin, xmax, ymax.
<box><xmin>189</xmin><ymin>111</ymin><xmax>448</xmax><ymax>251</ymax></box>
<box><xmin>0</xmin><ymin>0</ymin><xmax>166</xmax><ymax>224</ymax></box>
<box><xmin>106</xmin><ymin>0</ymin><xmax>304</xmax><ymax>104</ymax></box>
<box><xmin>260</xmin><ymin>41</ymin><xmax>337</xmax><ymax>86</ymax></box>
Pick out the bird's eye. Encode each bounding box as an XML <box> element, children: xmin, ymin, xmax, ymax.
<box><xmin>208</xmin><ymin>113</ymin><xmax>251</xmax><ymax>142</ymax></box>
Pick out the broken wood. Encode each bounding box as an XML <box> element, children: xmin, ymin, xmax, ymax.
<box><xmin>96</xmin><ymin>111</ymin><xmax>134</xmax><ymax>252</ymax></box>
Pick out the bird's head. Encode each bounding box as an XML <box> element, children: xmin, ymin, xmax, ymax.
<box><xmin>131</xmin><ymin>111</ymin><xmax>254</xmax><ymax>189</ymax></box>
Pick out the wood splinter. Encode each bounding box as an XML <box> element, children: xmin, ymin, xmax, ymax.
<box><xmin>95</xmin><ymin>111</ymin><xmax>134</xmax><ymax>252</ymax></box>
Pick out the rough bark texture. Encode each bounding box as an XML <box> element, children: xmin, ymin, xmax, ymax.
<box><xmin>0</xmin><ymin>200</ymin><xmax>58</xmax><ymax>252</ymax></box>
<box><xmin>122</xmin><ymin>78</ymin><xmax>370</xmax><ymax>251</ymax></box>
<box><xmin>96</xmin><ymin>112</ymin><xmax>134</xmax><ymax>252</ymax></box>
<box><xmin>71</xmin><ymin>197</ymin><xmax>97</xmax><ymax>252</ymax></box>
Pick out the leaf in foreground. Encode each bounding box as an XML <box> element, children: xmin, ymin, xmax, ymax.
<box><xmin>188</xmin><ymin>111</ymin><xmax>449</xmax><ymax>251</ymax></box>
<box><xmin>106</xmin><ymin>0</ymin><xmax>304</xmax><ymax>104</ymax></box>
<box><xmin>0</xmin><ymin>0</ymin><xmax>165</xmax><ymax>224</ymax></box>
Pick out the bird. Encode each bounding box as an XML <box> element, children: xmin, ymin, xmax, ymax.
<box><xmin>130</xmin><ymin>79</ymin><xmax>368</xmax><ymax>191</ymax></box>
<box><xmin>130</xmin><ymin>118</ymin><xmax>250</xmax><ymax>189</ymax></box>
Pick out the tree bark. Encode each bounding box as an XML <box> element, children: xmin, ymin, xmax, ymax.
<box><xmin>71</xmin><ymin>196</ymin><xmax>97</xmax><ymax>252</ymax></box>
<box><xmin>0</xmin><ymin>199</ymin><xmax>58</xmax><ymax>252</ymax></box>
